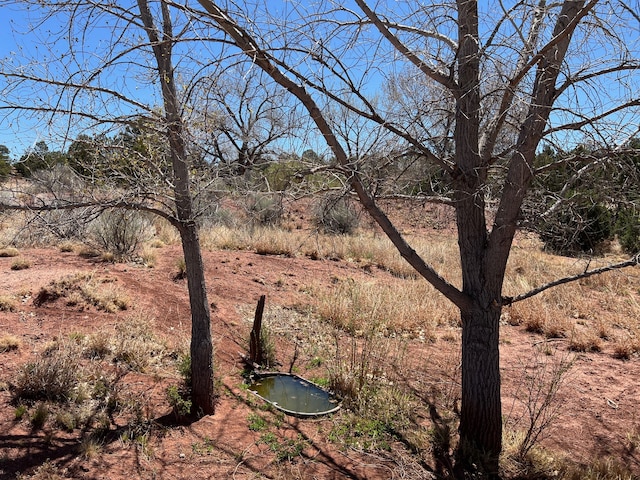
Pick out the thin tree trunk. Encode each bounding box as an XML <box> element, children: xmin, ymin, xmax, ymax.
<box><xmin>179</xmin><ymin>220</ymin><xmax>216</xmax><ymax>415</ymax></box>
<box><xmin>137</xmin><ymin>0</ymin><xmax>216</xmax><ymax>415</ymax></box>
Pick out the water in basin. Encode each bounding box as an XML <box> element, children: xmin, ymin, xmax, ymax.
<box><xmin>249</xmin><ymin>373</ymin><xmax>340</xmax><ymax>416</ymax></box>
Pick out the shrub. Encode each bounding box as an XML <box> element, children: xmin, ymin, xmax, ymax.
<box><xmin>15</xmin><ymin>341</ymin><xmax>83</xmax><ymax>402</ymax></box>
<box><xmin>615</xmin><ymin>207</ymin><xmax>640</xmax><ymax>254</ymax></box>
<box><xmin>313</xmin><ymin>193</ymin><xmax>359</xmax><ymax>235</ymax></box>
<box><xmin>246</xmin><ymin>193</ymin><xmax>283</xmax><ymax>226</ymax></box>
<box><xmin>91</xmin><ymin>209</ymin><xmax>153</xmax><ymax>260</ymax></box>
<box><xmin>538</xmin><ymin>201</ymin><xmax>613</xmax><ymax>255</ymax></box>
<box><xmin>167</xmin><ymin>385</ymin><xmax>192</xmax><ymax>419</ymax></box>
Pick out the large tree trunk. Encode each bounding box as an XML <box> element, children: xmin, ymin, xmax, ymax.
<box><xmin>457</xmin><ymin>303</ymin><xmax>502</xmax><ymax>476</ymax></box>
<box><xmin>453</xmin><ymin>0</ymin><xmax>502</xmax><ymax>474</ymax></box>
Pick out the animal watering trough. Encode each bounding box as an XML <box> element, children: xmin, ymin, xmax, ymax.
<box><xmin>248</xmin><ymin>373</ymin><xmax>341</xmax><ymax>416</ymax></box>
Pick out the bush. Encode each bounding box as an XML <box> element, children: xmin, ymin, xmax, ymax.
<box><xmin>91</xmin><ymin>209</ymin><xmax>153</xmax><ymax>259</ymax></box>
<box><xmin>246</xmin><ymin>193</ymin><xmax>283</xmax><ymax>226</ymax></box>
<box><xmin>537</xmin><ymin>201</ymin><xmax>612</xmax><ymax>255</ymax></box>
<box><xmin>15</xmin><ymin>341</ymin><xmax>83</xmax><ymax>402</ymax></box>
<box><xmin>614</xmin><ymin>207</ymin><xmax>640</xmax><ymax>254</ymax></box>
<box><xmin>313</xmin><ymin>193</ymin><xmax>359</xmax><ymax>235</ymax></box>
<box><xmin>167</xmin><ymin>385</ymin><xmax>192</xmax><ymax>419</ymax></box>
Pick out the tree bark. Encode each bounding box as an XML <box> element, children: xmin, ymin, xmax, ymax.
<box><xmin>457</xmin><ymin>303</ymin><xmax>502</xmax><ymax>476</ymax></box>
<box><xmin>179</xmin><ymin>220</ymin><xmax>216</xmax><ymax>415</ymax></box>
<box><xmin>137</xmin><ymin>0</ymin><xmax>216</xmax><ymax>415</ymax></box>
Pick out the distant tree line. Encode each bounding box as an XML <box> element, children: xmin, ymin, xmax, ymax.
<box><xmin>2</xmin><ymin>134</ymin><xmax>639</xmax><ymax>257</ymax></box>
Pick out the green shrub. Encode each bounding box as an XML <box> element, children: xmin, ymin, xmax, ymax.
<box><xmin>167</xmin><ymin>385</ymin><xmax>192</xmax><ymax>419</ymax></box>
<box><xmin>91</xmin><ymin>209</ymin><xmax>153</xmax><ymax>260</ymax></box>
<box><xmin>615</xmin><ymin>207</ymin><xmax>640</xmax><ymax>254</ymax></box>
<box><xmin>246</xmin><ymin>193</ymin><xmax>283</xmax><ymax>226</ymax></box>
<box><xmin>538</xmin><ymin>201</ymin><xmax>612</xmax><ymax>255</ymax></box>
<box><xmin>313</xmin><ymin>193</ymin><xmax>359</xmax><ymax>235</ymax></box>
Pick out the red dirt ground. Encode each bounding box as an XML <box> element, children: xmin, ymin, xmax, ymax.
<box><xmin>0</xmin><ymin>210</ymin><xmax>639</xmax><ymax>479</ymax></box>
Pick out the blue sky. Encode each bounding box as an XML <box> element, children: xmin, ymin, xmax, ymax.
<box><xmin>0</xmin><ymin>1</ymin><xmax>638</xmax><ymax>161</ymax></box>
<box><xmin>0</xmin><ymin>6</ymin><xmax>40</xmax><ymax>158</ymax></box>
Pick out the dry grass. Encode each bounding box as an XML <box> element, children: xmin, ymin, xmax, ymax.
<box><xmin>15</xmin><ymin>337</ymin><xmax>85</xmax><ymax>402</ymax></box>
<box><xmin>314</xmin><ymin>277</ymin><xmax>457</xmax><ymax>338</ymax></box>
<box><xmin>112</xmin><ymin>314</ymin><xmax>166</xmax><ymax>372</ymax></box>
<box><xmin>0</xmin><ymin>246</ymin><xmax>20</xmax><ymax>257</ymax></box>
<box><xmin>10</xmin><ymin>257</ymin><xmax>31</xmax><ymax>270</ymax></box>
<box><xmin>58</xmin><ymin>241</ymin><xmax>79</xmax><ymax>253</ymax></box>
<box><xmin>206</xmin><ymin>220</ymin><xmax>640</xmax><ymax>357</ymax></box>
<box><xmin>0</xmin><ymin>294</ymin><xmax>17</xmax><ymax>312</ymax></box>
<box><xmin>0</xmin><ymin>334</ymin><xmax>21</xmax><ymax>352</ymax></box>
<box><xmin>34</xmin><ymin>272</ymin><xmax>130</xmax><ymax>313</ymax></box>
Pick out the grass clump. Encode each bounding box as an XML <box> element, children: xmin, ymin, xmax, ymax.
<box><xmin>15</xmin><ymin>339</ymin><xmax>84</xmax><ymax>402</ymax></box>
<box><xmin>0</xmin><ymin>334</ymin><xmax>21</xmax><ymax>352</ymax></box>
<box><xmin>33</xmin><ymin>272</ymin><xmax>129</xmax><ymax>313</ymax></box>
<box><xmin>10</xmin><ymin>257</ymin><xmax>31</xmax><ymax>270</ymax></box>
<box><xmin>0</xmin><ymin>247</ymin><xmax>20</xmax><ymax>257</ymax></box>
<box><xmin>30</xmin><ymin>402</ymin><xmax>50</xmax><ymax>429</ymax></box>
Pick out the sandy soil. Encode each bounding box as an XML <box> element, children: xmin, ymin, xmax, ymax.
<box><xmin>0</xmin><ymin>216</ymin><xmax>639</xmax><ymax>479</ymax></box>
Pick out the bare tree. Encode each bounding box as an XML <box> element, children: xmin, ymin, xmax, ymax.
<box><xmin>193</xmin><ymin>65</ymin><xmax>301</xmax><ymax>178</ymax></box>
<box><xmin>0</xmin><ymin>0</ymin><xmax>225</xmax><ymax>414</ymax></box>
<box><xmin>193</xmin><ymin>0</ymin><xmax>640</xmax><ymax>473</ymax></box>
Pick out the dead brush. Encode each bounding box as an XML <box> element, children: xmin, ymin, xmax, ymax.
<box><xmin>33</xmin><ymin>272</ymin><xmax>129</xmax><ymax>312</ymax></box>
<box><xmin>503</xmin><ymin>344</ymin><xmax>574</xmax><ymax>461</ymax></box>
<box><xmin>15</xmin><ymin>337</ymin><xmax>85</xmax><ymax>402</ymax></box>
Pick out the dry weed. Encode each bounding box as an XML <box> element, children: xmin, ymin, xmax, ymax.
<box><xmin>0</xmin><ymin>246</ymin><xmax>20</xmax><ymax>257</ymax></box>
<box><xmin>0</xmin><ymin>334</ymin><xmax>21</xmax><ymax>352</ymax></box>
<box><xmin>315</xmin><ymin>277</ymin><xmax>456</xmax><ymax>337</ymax></box>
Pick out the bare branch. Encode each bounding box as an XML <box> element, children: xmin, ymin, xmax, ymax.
<box><xmin>503</xmin><ymin>255</ymin><xmax>640</xmax><ymax>305</ymax></box>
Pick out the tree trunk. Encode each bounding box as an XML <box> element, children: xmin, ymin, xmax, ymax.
<box><xmin>179</xmin><ymin>220</ymin><xmax>216</xmax><ymax>415</ymax></box>
<box><xmin>137</xmin><ymin>0</ymin><xmax>216</xmax><ymax>415</ymax></box>
<box><xmin>457</xmin><ymin>303</ymin><xmax>502</xmax><ymax>476</ymax></box>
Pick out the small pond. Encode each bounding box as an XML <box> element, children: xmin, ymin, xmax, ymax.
<box><xmin>248</xmin><ymin>373</ymin><xmax>341</xmax><ymax>416</ymax></box>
